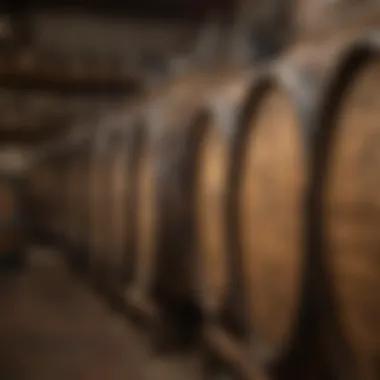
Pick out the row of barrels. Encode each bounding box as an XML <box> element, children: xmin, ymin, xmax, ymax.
<box><xmin>28</xmin><ymin>26</ymin><xmax>380</xmax><ymax>380</ymax></box>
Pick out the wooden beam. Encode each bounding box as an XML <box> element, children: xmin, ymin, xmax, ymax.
<box><xmin>0</xmin><ymin>65</ymin><xmax>140</xmax><ymax>96</ymax></box>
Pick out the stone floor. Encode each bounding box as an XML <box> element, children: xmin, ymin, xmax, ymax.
<box><xmin>0</xmin><ymin>248</ymin><xmax>200</xmax><ymax>380</ymax></box>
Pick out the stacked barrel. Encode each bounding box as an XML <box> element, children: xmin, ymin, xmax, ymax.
<box><xmin>27</xmin><ymin>1</ymin><xmax>380</xmax><ymax>379</ymax></box>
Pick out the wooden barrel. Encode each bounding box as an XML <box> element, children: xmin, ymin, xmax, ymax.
<box><xmin>189</xmin><ymin>64</ymin><xmax>309</xmax><ymax>379</ymax></box>
<box><xmin>27</xmin><ymin>133</ymin><xmax>91</xmax><ymax>263</ymax></box>
<box><xmin>85</xmin><ymin>100</ymin><xmax>157</xmax><ymax>294</ymax></box>
<box><xmin>237</xmin><ymin>81</ymin><xmax>306</xmax><ymax>361</ymax></box>
<box><xmin>194</xmin><ymin>114</ymin><xmax>230</xmax><ymax>315</ymax></box>
<box><xmin>125</xmin><ymin>77</ymin><xmax>220</xmax><ymax>344</ymax></box>
<box><xmin>89</xmin><ymin>115</ymin><xmax>118</xmax><ymax>283</ymax></box>
<box><xmin>318</xmin><ymin>43</ymin><xmax>380</xmax><ymax>380</ymax></box>
<box><xmin>99</xmin><ymin>116</ymin><xmax>137</xmax><ymax>292</ymax></box>
<box><xmin>126</xmin><ymin>119</ymin><xmax>157</xmax><ymax>312</ymax></box>
<box><xmin>0</xmin><ymin>176</ymin><xmax>24</xmax><ymax>267</ymax></box>
<box><xmin>193</xmin><ymin>70</ymin><xmax>255</xmax><ymax>319</ymax></box>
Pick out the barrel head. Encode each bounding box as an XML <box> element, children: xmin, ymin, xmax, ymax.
<box><xmin>238</xmin><ymin>86</ymin><xmax>305</xmax><ymax>359</ymax></box>
<box><xmin>324</xmin><ymin>57</ymin><xmax>380</xmax><ymax>380</ymax></box>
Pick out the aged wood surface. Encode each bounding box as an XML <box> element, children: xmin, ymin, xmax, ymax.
<box><xmin>238</xmin><ymin>88</ymin><xmax>306</xmax><ymax>356</ymax></box>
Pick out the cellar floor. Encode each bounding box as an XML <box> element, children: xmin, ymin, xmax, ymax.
<box><xmin>0</xmin><ymin>247</ymin><xmax>200</xmax><ymax>380</ymax></box>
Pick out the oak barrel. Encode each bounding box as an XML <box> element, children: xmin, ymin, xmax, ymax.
<box><xmin>188</xmin><ymin>65</ymin><xmax>309</xmax><ymax>378</ymax></box>
<box><xmin>125</xmin><ymin>77</ymin><xmax>217</xmax><ymax>346</ymax></box>
<box><xmin>193</xmin><ymin>70</ymin><xmax>257</xmax><ymax>320</ymax></box>
<box><xmin>128</xmin><ymin>121</ymin><xmax>157</xmax><ymax>308</ymax></box>
<box><xmin>194</xmin><ymin>115</ymin><xmax>230</xmax><ymax>315</ymax></box>
<box><xmin>103</xmin><ymin>119</ymin><xmax>137</xmax><ymax>291</ymax></box>
<box><xmin>236</xmin><ymin>82</ymin><xmax>307</xmax><ymax>362</ymax></box>
<box><xmin>89</xmin><ymin>115</ymin><xmax>118</xmax><ymax>283</ymax></box>
<box><xmin>319</xmin><ymin>48</ymin><xmax>380</xmax><ymax>380</ymax></box>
